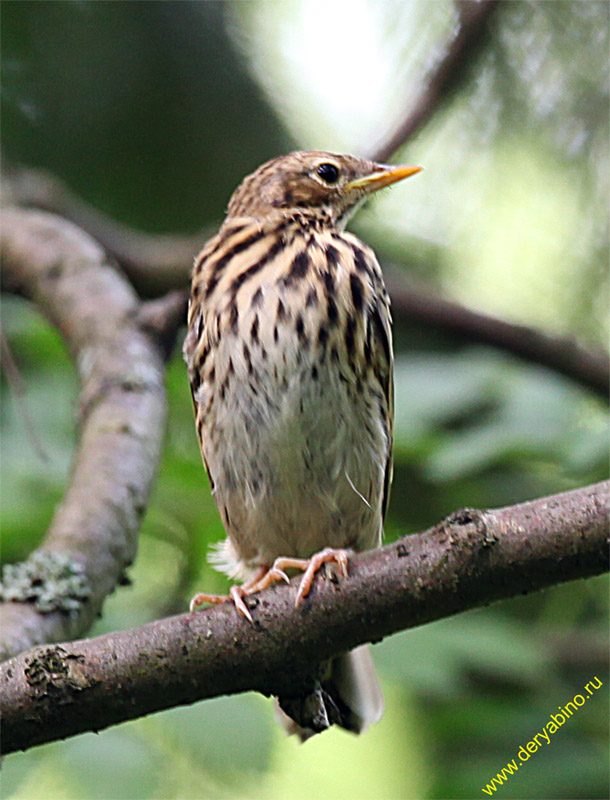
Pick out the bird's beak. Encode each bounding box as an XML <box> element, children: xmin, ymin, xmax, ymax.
<box><xmin>345</xmin><ymin>164</ymin><xmax>422</xmax><ymax>193</ymax></box>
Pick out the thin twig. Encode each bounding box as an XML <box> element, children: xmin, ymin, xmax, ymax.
<box><xmin>368</xmin><ymin>0</ymin><xmax>499</xmax><ymax>162</ymax></box>
<box><xmin>386</xmin><ymin>272</ymin><xmax>610</xmax><ymax>398</ymax></box>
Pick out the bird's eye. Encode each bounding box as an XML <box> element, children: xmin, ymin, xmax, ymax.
<box><xmin>316</xmin><ymin>163</ymin><xmax>340</xmax><ymax>184</ymax></box>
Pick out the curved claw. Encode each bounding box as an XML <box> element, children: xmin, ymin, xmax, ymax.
<box><xmin>295</xmin><ymin>547</ymin><xmax>350</xmax><ymax>607</ymax></box>
<box><xmin>276</xmin><ymin>568</ymin><xmax>291</xmax><ymax>584</ymax></box>
<box><xmin>189</xmin><ymin>587</ymin><xmax>254</xmax><ymax>622</ymax></box>
<box><xmin>189</xmin><ymin>592</ymin><xmax>231</xmax><ymax>614</ymax></box>
<box><xmin>265</xmin><ymin>566</ymin><xmax>291</xmax><ymax>585</ymax></box>
<box><xmin>230</xmin><ymin>585</ymin><xmax>254</xmax><ymax>623</ymax></box>
<box><xmin>189</xmin><ymin>561</ymin><xmax>290</xmax><ymax>623</ymax></box>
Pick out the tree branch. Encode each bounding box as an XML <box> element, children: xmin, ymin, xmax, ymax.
<box><xmin>1</xmin><ymin>480</ymin><xmax>607</xmax><ymax>755</ymax></box>
<box><xmin>386</xmin><ymin>272</ymin><xmax>610</xmax><ymax>398</ymax></box>
<box><xmin>367</xmin><ymin>0</ymin><xmax>499</xmax><ymax>163</ymax></box>
<box><xmin>0</xmin><ymin>208</ymin><xmax>183</xmax><ymax>661</ymax></box>
<box><xmin>7</xmin><ymin>165</ymin><xmax>606</xmax><ymax>398</ymax></box>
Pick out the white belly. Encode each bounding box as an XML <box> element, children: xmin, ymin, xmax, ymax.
<box><xmin>200</xmin><ymin>350</ymin><xmax>387</xmax><ymax>576</ymax></box>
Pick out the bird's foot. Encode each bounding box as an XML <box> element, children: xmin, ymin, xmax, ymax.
<box><xmin>188</xmin><ymin>586</ymin><xmax>256</xmax><ymax>623</ymax></box>
<box><xmin>189</xmin><ymin>564</ymin><xmax>288</xmax><ymax>623</ymax></box>
<box><xmin>189</xmin><ymin>548</ymin><xmax>350</xmax><ymax>621</ymax></box>
<box><xmin>265</xmin><ymin>547</ymin><xmax>350</xmax><ymax>607</ymax></box>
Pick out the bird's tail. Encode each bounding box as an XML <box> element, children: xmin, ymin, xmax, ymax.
<box><xmin>276</xmin><ymin>645</ymin><xmax>384</xmax><ymax>741</ymax></box>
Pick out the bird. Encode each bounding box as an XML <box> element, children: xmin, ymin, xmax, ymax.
<box><xmin>184</xmin><ymin>150</ymin><xmax>421</xmax><ymax>738</ymax></box>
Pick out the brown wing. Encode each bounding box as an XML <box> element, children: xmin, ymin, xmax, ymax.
<box><xmin>368</xmin><ymin>278</ymin><xmax>394</xmax><ymax>522</ymax></box>
<box><xmin>341</xmin><ymin>232</ymin><xmax>394</xmax><ymax>522</ymax></box>
<box><xmin>183</xmin><ymin>230</ymin><xmax>225</xmax><ymax>492</ymax></box>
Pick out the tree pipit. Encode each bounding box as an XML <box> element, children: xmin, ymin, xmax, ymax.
<box><xmin>185</xmin><ymin>151</ymin><xmax>421</xmax><ymax>736</ymax></box>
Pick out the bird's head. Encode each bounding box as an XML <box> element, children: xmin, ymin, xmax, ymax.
<box><xmin>225</xmin><ymin>151</ymin><xmax>421</xmax><ymax>229</ymax></box>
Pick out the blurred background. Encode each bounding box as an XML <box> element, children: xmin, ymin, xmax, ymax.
<box><xmin>1</xmin><ymin>1</ymin><xmax>608</xmax><ymax>798</ymax></box>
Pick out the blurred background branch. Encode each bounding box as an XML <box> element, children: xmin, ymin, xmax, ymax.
<box><xmin>6</xmin><ymin>163</ymin><xmax>608</xmax><ymax>398</ymax></box>
<box><xmin>1</xmin><ymin>480</ymin><xmax>607</xmax><ymax>755</ymax></box>
<box><xmin>368</xmin><ymin>0</ymin><xmax>499</xmax><ymax>162</ymax></box>
<box><xmin>386</xmin><ymin>271</ymin><xmax>609</xmax><ymax>398</ymax></box>
<box><xmin>4</xmin><ymin>165</ymin><xmax>210</xmax><ymax>297</ymax></box>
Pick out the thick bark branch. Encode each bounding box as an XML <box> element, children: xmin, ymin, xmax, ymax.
<box><xmin>7</xmin><ymin>166</ymin><xmax>606</xmax><ymax>398</ymax></box>
<box><xmin>368</xmin><ymin>0</ymin><xmax>499</xmax><ymax>162</ymax></box>
<box><xmin>1</xmin><ymin>481</ymin><xmax>607</xmax><ymax>755</ymax></box>
<box><xmin>0</xmin><ymin>208</ymin><xmax>182</xmax><ymax>661</ymax></box>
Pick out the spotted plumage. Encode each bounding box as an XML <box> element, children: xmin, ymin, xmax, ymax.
<box><xmin>184</xmin><ymin>150</ymin><xmax>421</xmax><ymax>737</ymax></box>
